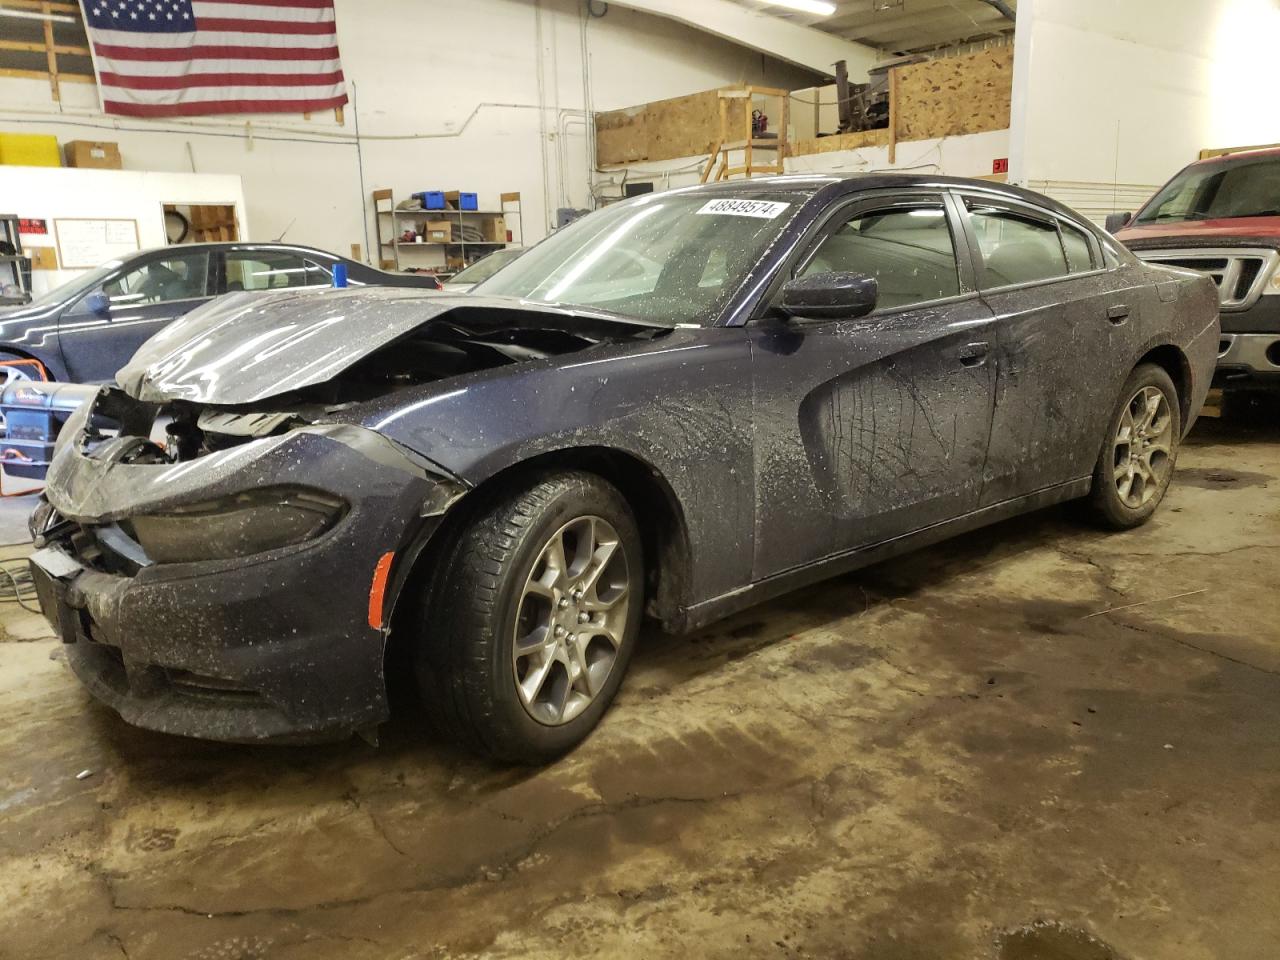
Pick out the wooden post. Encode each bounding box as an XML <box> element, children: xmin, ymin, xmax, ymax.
<box><xmin>835</xmin><ymin>60</ymin><xmax>850</xmax><ymax>133</ymax></box>
<box><xmin>743</xmin><ymin>87</ymin><xmax>754</xmax><ymax>178</ymax></box>
<box><xmin>42</xmin><ymin>2</ymin><xmax>59</xmax><ymax>102</ymax></box>
<box><xmin>887</xmin><ymin>67</ymin><xmax>899</xmax><ymax>165</ymax></box>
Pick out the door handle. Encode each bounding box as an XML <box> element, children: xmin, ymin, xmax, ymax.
<box><xmin>1107</xmin><ymin>304</ymin><xmax>1131</xmax><ymax>323</ymax></box>
<box><xmin>956</xmin><ymin>341</ymin><xmax>990</xmax><ymax>367</ymax></box>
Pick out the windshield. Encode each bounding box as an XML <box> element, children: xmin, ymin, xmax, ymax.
<box><xmin>1135</xmin><ymin>156</ymin><xmax>1280</xmax><ymax>224</ymax></box>
<box><xmin>449</xmin><ymin>247</ymin><xmax>522</xmax><ymax>285</ymax></box>
<box><xmin>25</xmin><ymin>259</ymin><xmax>126</xmax><ymax>308</ymax></box>
<box><xmin>474</xmin><ymin>190</ymin><xmax>807</xmax><ymax>324</ymax></box>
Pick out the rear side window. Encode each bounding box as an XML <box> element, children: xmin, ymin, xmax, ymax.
<box><xmin>800</xmin><ymin>202</ymin><xmax>961</xmax><ymax>310</ymax></box>
<box><xmin>1061</xmin><ymin>221</ymin><xmax>1096</xmax><ymax>272</ymax></box>
<box><xmin>966</xmin><ymin>201</ymin><xmax>1068</xmax><ymax>287</ymax></box>
<box><xmin>225</xmin><ymin>251</ymin><xmax>328</xmax><ymax>292</ymax></box>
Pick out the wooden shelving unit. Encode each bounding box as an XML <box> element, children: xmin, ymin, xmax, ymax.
<box><xmin>373</xmin><ymin>189</ymin><xmax>524</xmax><ymax>278</ymax></box>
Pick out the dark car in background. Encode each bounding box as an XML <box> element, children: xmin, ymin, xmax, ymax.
<box><xmin>28</xmin><ymin>175</ymin><xmax>1218</xmax><ymax>763</ymax></box>
<box><xmin>0</xmin><ymin>242</ymin><xmax>441</xmax><ymax>385</ymax></box>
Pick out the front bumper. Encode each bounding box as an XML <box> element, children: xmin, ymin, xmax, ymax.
<box><xmin>1215</xmin><ymin>332</ymin><xmax>1280</xmax><ymax>388</ymax></box>
<box><xmin>34</xmin><ymin>413</ymin><xmax>458</xmax><ymax>743</ymax></box>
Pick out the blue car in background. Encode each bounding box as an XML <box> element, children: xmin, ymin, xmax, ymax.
<box><xmin>0</xmin><ymin>242</ymin><xmax>440</xmax><ymax>480</ymax></box>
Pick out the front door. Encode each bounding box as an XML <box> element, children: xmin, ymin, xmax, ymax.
<box><xmin>59</xmin><ymin>249</ymin><xmax>214</xmax><ymax>383</ymax></box>
<box><xmin>748</xmin><ymin>192</ymin><xmax>998</xmax><ymax>580</ymax></box>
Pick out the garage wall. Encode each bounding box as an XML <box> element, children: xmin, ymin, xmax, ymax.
<box><xmin>1010</xmin><ymin>0</ymin><xmax>1280</xmax><ymax>213</ymax></box>
<box><xmin>0</xmin><ymin>166</ymin><xmax>247</xmax><ymax>297</ymax></box>
<box><xmin>0</xmin><ymin>0</ymin><xmax>818</xmax><ymax>262</ymax></box>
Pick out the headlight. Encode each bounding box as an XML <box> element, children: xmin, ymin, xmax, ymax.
<box><xmin>125</xmin><ymin>487</ymin><xmax>347</xmax><ymax>564</ymax></box>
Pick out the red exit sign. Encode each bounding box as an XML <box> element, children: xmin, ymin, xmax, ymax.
<box><xmin>992</xmin><ymin>157</ymin><xmax>1010</xmax><ymax>174</ymax></box>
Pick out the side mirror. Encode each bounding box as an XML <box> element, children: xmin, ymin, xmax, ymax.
<box><xmin>780</xmin><ymin>272</ymin><xmax>878</xmax><ymax>322</ymax></box>
<box><xmin>85</xmin><ymin>291</ymin><xmax>111</xmax><ymax>317</ymax></box>
<box><xmin>1104</xmin><ymin>211</ymin><xmax>1132</xmax><ymax>233</ymax></box>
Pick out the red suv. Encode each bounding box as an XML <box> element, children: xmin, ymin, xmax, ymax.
<box><xmin>1111</xmin><ymin>148</ymin><xmax>1280</xmax><ymax>395</ymax></box>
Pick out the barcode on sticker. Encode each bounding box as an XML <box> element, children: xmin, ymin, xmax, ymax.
<box><xmin>696</xmin><ymin>199</ymin><xmax>791</xmax><ymax>219</ymax></box>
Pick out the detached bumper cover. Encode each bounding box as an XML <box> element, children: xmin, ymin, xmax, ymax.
<box><xmin>35</xmin><ymin>416</ymin><xmax>459</xmax><ymax>743</ymax></box>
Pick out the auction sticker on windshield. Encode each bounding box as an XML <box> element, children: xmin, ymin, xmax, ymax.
<box><xmin>696</xmin><ymin>199</ymin><xmax>791</xmax><ymax>219</ymax></box>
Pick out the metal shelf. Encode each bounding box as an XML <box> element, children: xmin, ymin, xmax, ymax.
<box><xmin>372</xmin><ymin>188</ymin><xmax>524</xmax><ymax>273</ymax></box>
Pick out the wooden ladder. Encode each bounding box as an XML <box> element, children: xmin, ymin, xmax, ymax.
<box><xmin>700</xmin><ymin>86</ymin><xmax>790</xmax><ymax>184</ymax></box>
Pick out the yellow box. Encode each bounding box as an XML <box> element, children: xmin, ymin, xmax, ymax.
<box><xmin>0</xmin><ymin>133</ymin><xmax>62</xmax><ymax>167</ymax></box>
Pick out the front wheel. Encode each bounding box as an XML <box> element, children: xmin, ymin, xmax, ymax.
<box><xmin>1085</xmin><ymin>363</ymin><xmax>1182</xmax><ymax>529</ymax></box>
<box><xmin>416</xmin><ymin>471</ymin><xmax>643</xmax><ymax>763</ymax></box>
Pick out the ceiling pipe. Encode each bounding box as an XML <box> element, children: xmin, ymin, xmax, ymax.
<box><xmin>977</xmin><ymin>0</ymin><xmax>1016</xmax><ymax>20</ymax></box>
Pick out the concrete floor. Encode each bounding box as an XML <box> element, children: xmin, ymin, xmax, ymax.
<box><xmin>2</xmin><ymin>411</ymin><xmax>1278</xmax><ymax>960</ymax></box>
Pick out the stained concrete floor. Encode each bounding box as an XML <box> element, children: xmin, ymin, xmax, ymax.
<box><xmin>2</xmin><ymin>411</ymin><xmax>1278</xmax><ymax>960</ymax></box>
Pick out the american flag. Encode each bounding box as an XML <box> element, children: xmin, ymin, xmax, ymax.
<box><xmin>79</xmin><ymin>0</ymin><xmax>348</xmax><ymax>118</ymax></box>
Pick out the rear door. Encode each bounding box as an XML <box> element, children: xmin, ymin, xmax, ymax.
<box><xmin>60</xmin><ymin>249</ymin><xmax>214</xmax><ymax>382</ymax></box>
<box><xmin>954</xmin><ymin>192</ymin><xmax>1150</xmax><ymax>505</ymax></box>
<box><xmin>748</xmin><ymin>190</ymin><xmax>998</xmax><ymax>579</ymax></box>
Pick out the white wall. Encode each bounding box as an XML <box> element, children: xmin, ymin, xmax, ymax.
<box><xmin>0</xmin><ymin>166</ymin><xmax>246</xmax><ymax>297</ymax></box>
<box><xmin>0</xmin><ymin>0</ymin><xmax>819</xmax><ymax>268</ymax></box>
<box><xmin>1010</xmin><ymin>0</ymin><xmax>1280</xmax><ymax>208</ymax></box>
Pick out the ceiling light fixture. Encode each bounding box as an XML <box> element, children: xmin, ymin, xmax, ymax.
<box><xmin>759</xmin><ymin>0</ymin><xmax>838</xmax><ymax>15</ymax></box>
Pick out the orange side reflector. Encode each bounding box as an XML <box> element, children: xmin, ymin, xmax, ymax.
<box><xmin>368</xmin><ymin>551</ymin><xmax>395</xmax><ymax>629</ymax></box>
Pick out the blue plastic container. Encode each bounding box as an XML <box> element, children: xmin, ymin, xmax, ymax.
<box><xmin>421</xmin><ymin>191</ymin><xmax>447</xmax><ymax>210</ymax></box>
<box><xmin>457</xmin><ymin>192</ymin><xmax>479</xmax><ymax>211</ymax></box>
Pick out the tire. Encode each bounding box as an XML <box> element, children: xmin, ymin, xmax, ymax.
<box><xmin>1085</xmin><ymin>363</ymin><xmax>1182</xmax><ymax>529</ymax></box>
<box><xmin>415</xmin><ymin>470</ymin><xmax>643</xmax><ymax>763</ymax></box>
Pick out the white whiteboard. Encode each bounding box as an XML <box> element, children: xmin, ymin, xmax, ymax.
<box><xmin>54</xmin><ymin>218</ymin><xmax>141</xmax><ymax>270</ymax></box>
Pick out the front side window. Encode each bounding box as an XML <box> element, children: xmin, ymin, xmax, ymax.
<box><xmin>966</xmin><ymin>202</ymin><xmax>1069</xmax><ymax>287</ymax></box>
<box><xmin>799</xmin><ymin>202</ymin><xmax>961</xmax><ymax>310</ymax></box>
<box><xmin>476</xmin><ymin>190</ymin><xmax>809</xmax><ymax>324</ymax></box>
<box><xmin>97</xmin><ymin>252</ymin><xmax>210</xmax><ymax>307</ymax></box>
<box><xmin>226</xmin><ymin>251</ymin><xmax>327</xmax><ymax>292</ymax></box>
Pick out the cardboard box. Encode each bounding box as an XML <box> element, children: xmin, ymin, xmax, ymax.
<box><xmin>445</xmin><ymin>190</ymin><xmax>479</xmax><ymax>211</ymax></box>
<box><xmin>481</xmin><ymin>216</ymin><xmax>508</xmax><ymax>243</ymax></box>
<box><xmin>64</xmin><ymin>140</ymin><xmax>123</xmax><ymax>169</ymax></box>
<box><xmin>423</xmin><ymin>219</ymin><xmax>454</xmax><ymax>244</ymax></box>
<box><xmin>0</xmin><ymin>133</ymin><xmax>61</xmax><ymax>167</ymax></box>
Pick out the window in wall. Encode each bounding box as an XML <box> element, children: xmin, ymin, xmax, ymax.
<box><xmin>0</xmin><ymin>2</ymin><xmax>95</xmax><ymax>103</ymax></box>
<box><xmin>966</xmin><ymin>202</ymin><xmax>1069</xmax><ymax>287</ymax></box>
<box><xmin>800</xmin><ymin>202</ymin><xmax>961</xmax><ymax>310</ymax></box>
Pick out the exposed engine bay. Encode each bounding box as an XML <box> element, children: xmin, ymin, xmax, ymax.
<box><xmin>87</xmin><ymin>306</ymin><xmax>670</xmax><ymax>466</ymax></box>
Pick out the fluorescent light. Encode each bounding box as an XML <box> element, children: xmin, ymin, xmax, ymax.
<box><xmin>759</xmin><ymin>0</ymin><xmax>837</xmax><ymax>15</ymax></box>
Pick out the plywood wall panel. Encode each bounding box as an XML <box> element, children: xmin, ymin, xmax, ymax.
<box><xmin>595</xmin><ymin>88</ymin><xmax>748</xmax><ymax>166</ymax></box>
<box><xmin>894</xmin><ymin>46</ymin><xmax>1013</xmax><ymax>142</ymax></box>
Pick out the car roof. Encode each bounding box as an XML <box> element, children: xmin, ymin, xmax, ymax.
<box><xmin>1189</xmin><ymin>146</ymin><xmax>1280</xmax><ymax>167</ymax></box>
<box><xmin>130</xmin><ymin>240</ymin><xmax>344</xmax><ymax>259</ymax></box>
<box><xmin>673</xmin><ymin>173</ymin><xmax>1093</xmax><ymax>225</ymax></box>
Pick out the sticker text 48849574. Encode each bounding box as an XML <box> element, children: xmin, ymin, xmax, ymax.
<box><xmin>696</xmin><ymin>199</ymin><xmax>792</xmax><ymax>220</ymax></box>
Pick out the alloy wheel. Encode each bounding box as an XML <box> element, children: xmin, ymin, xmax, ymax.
<box><xmin>512</xmin><ymin>515</ymin><xmax>631</xmax><ymax>726</ymax></box>
<box><xmin>1113</xmin><ymin>385</ymin><xmax>1174</xmax><ymax>509</ymax></box>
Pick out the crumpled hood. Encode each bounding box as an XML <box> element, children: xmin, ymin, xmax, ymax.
<box><xmin>115</xmin><ymin>286</ymin><xmax>657</xmax><ymax>406</ymax></box>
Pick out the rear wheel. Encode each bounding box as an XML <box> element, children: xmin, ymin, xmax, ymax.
<box><xmin>0</xmin><ymin>351</ymin><xmax>43</xmax><ymax>435</ymax></box>
<box><xmin>415</xmin><ymin>471</ymin><xmax>643</xmax><ymax>763</ymax></box>
<box><xmin>1086</xmin><ymin>363</ymin><xmax>1181</xmax><ymax>529</ymax></box>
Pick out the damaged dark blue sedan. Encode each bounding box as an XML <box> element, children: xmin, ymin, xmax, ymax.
<box><xmin>28</xmin><ymin>175</ymin><xmax>1220</xmax><ymax>762</ymax></box>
